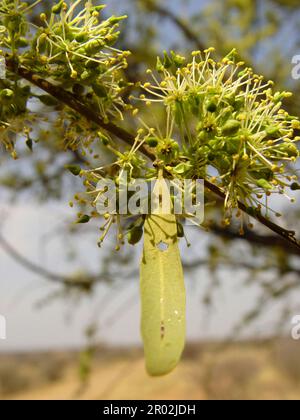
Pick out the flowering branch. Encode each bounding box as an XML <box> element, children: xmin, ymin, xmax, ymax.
<box><xmin>5</xmin><ymin>56</ymin><xmax>300</xmax><ymax>252</ymax></box>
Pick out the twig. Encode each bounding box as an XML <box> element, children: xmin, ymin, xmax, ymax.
<box><xmin>0</xmin><ymin>232</ymin><xmax>105</xmax><ymax>287</ymax></box>
<box><xmin>208</xmin><ymin>223</ymin><xmax>300</xmax><ymax>257</ymax></box>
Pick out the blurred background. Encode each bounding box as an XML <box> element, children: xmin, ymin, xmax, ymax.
<box><xmin>1</xmin><ymin>0</ymin><xmax>300</xmax><ymax>400</ymax></box>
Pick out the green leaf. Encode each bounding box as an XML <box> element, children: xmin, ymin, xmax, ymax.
<box><xmin>290</xmin><ymin>182</ymin><xmax>300</xmax><ymax>191</ymax></box>
<box><xmin>140</xmin><ymin>212</ymin><xmax>186</xmax><ymax>376</ymax></box>
<box><xmin>65</xmin><ymin>164</ymin><xmax>81</xmax><ymax>176</ymax></box>
<box><xmin>173</xmin><ymin>162</ymin><xmax>192</xmax><ymax>175</ymax></box>
<box><xmin>26</xmin><ymin>138</ymin><xmax>33</xmax><ymax>151</ymax></box>
<box><xmin>127</xmin><ymin>226</ymin><xmax>143</xmax><ymax>245</ymax></box>
<box><xmin>77</xmin><ymin>215</ymin><xmax>91</xmax><ymax>224</ymax></box>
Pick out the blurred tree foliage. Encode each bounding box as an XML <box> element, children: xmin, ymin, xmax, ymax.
<box><xmin>1</xmin><ymin>0</ymin><xmax>300</xmax><ymax>336</ymax></box>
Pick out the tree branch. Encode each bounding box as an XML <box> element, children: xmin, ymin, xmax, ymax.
<box><xmin>5</xmin><ymin>57</ymin><xmax>300</xmax><ymax>252</ymax></box>
<box><xmin>209</xmin><ymin>223</ymin><xmax>300</xmax><ymax>257</ymax></box>
<box><xmin>0</xmin><ymin>232</ymin><xmax>105</xmax><ymax>288</ymax></box>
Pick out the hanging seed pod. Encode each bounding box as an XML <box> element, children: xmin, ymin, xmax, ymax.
<box><xmin>140</xmin><ymin>210</ymin><xmax>186</xmax><ymax>376</ymax></box>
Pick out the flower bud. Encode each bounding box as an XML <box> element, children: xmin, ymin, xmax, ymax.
<box><xmin>205</xmin><ymin>98</ymin><xmax>218</xmax><ymax>113</ymax></box>
<box><xmin>222</xmin><ymin>120</ymin><xmax>241</xmax><ymax>136</ymax></box>
<box><xmin>257</xmin><ymin>179</ymin><xmax>273</xmax><ymax>190</ymax></box>
<box><xmin>52</xmin><ymin>1</ymin><xmax>64</xmax><ymax>14</ymax></box>
<box><xmin>146</xmin><ymin>137</ymin><xmax>159</xmax><ymax>148</ymax></box>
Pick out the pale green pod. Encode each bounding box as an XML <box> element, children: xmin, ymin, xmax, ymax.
<box><xmin>140</xmin><ymin>212</ymin><xmax>186</xmax><ymax>376</ymax></box>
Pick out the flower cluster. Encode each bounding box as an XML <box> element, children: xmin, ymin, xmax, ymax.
<box><xmin>23</xmin><ymin>0</ymin><xmax>131</xmax><ymax>121</ymax></box>
<box><xmin>136</xmin><ymin>48</ymin><xmax>300</xmax><ymax>224</ymax></box>
<box><xmin>68</xmin><ymin>130</ymin><xmax>149</xmax><ymax>249</ymax></box>
<box><xmin>0</xmin><ymin>1</ymin><xmax>131</xmax><ymax>156</ymax></box>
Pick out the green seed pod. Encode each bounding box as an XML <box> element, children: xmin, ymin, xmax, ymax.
<box><xmin>222</xmin><ymin>120</ymin><xmax>241</xmax><ymax>136</ymax></box>
<box><xmin>257</xmin><ymin>178</ymin><xmax>273</xmax><ymax>190</ymax></box>
<box><xmin>127</xmin><ymin>226</ymin><xmax>143</xmax><ymax>245</ymax></box>
<box><xmin>146</xmin><ymin>137</ymin><xmax>159</xmax><ymax>148</ymax></box>
<box><xmin>140</xmin><ymin>213</ymin><xmax>186</xmax><ymax>376</ymax></box>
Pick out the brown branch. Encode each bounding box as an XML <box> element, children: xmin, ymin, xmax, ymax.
<box><xmin>209</xmin><ymin>223</ymin><xmax>300</xmax><ymax>257</ymax></box>
<box><xmin>5</xmin><ymin>57</ymin><xmax>300</xmax><ymax>252</ymax></box>
<box><xmin>204</xmin><ymin>179</ymin><xmax>300</xmax><ymax>250</ymax></box>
